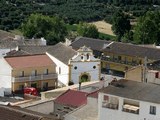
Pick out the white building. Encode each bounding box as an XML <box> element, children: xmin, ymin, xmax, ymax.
<box><xmin>98</xmin><ymin>79</ymin><xmax>160</xmax><ymax>120</ymax></box>
<box><xmin>47</xmin><ymin>43</ymin><xmax>101</xmax><ymax>86</ymax></box>
<box><xmin>69</xmin><ymin>46</ymin><xmax>101</xmax><ymax>84</ymax></box>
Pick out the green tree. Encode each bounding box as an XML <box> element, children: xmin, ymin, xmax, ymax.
<box><xmin>112</xmin><ymin>10</ymin><xmax>131</xmax><ymax>41</ymax></box>
<box><xmin>133</xmin><ymin>11</ymin><xmax>160</xmax><ymax>44</ymax></box>
<box><xmin>77</xmin><ymin>22</ymin><xmax>99</xmax><ymax>38</ymax></box>
<box><xmin>21</xmin><ymin>14</ymin><xmax>67</xmax><ymax>45</ymax></box>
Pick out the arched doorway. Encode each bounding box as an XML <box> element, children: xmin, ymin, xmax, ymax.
<box><xmin>79</xmin><ymin>73</ymin><xmax>91</xmax><ymax>83</ymax></box>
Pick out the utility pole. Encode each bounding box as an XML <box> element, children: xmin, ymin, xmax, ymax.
<box><xmin>143</xmin><ymin>57</ymin><xmax>147</xmax><ymax>83</ymax></box>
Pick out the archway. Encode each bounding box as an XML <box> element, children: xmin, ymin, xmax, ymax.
<box><xmin>79</xmin><ymin>73</ymin><xmax>91</xmax><ymax>83</ymax></box>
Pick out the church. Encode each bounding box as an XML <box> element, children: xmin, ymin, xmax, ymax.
<box><xmin>47</xmin><ymin>43</ymin><xmax>101</xmax><ymax>86</ymax></box>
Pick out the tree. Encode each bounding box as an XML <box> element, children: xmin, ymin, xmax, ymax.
<box><xmin>112</xmin><ymin>10</ymin><xmax>131</xmax><ymax>41</ymax></box>
<box><xmin>77</xmin><ymin>22</ymin><xmax>99</xmax><ymax>38</ymax></box>
<box><xmin>133</xmin><ymin>11</ymin><xmax>160</xmax><ymax>45</ymax></box>
<box><xmin>21</xmin><ymin>14</ymin><xmax>67</xmax><ymax>45</ymax></box>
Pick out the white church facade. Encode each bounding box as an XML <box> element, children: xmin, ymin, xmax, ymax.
<box><xmin>69</xmin><ymin>46</ymin><xmax>101</xmax><ymax>84</ymax></box>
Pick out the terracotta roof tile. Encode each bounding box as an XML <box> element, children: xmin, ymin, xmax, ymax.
<box><xmin>5</xmin><ymin>54</ymin><xmax>55</xmax><ymax>69</ymax></box>
<box><xmin>54</xmin><ymin>89</ymin><xmax>88</xmax><ymax>107</ymax></box>
<box><xmin>87</xmin><ymin>90</ymin><xmax>100</xmax><ymax>98</ymax></box>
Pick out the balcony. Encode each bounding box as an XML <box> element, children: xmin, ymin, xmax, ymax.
<box><xmin>102</xmin><ymin>101</ymin><xmax>118</xmax><ymax>110</ymax></box>
<box><xmin>12</xmin><ymin>73</ymin><xmax>58</xmax><ymax>82</ymax></box>
<box><xmin>101</xmin><ymin>56</ymin><xmax>139</xmax><ymax>66</ymax></box>
<box><xmin>122</xmin><ymin>104</ymin><xmax>139</xmax><ymax>114</ymax></box>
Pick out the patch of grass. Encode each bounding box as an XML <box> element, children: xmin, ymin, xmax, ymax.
<box><xmin>99</xmin><ymin>32</ymin><xmax>116</xmax><ymax>40</ymax></box>
<box><xmin>66</xmin><ymin>24</ymin><xmax>77</xmax><ymax>31</ymax></box>
<box><xmin>9</xmin><ymin>29</ymin><xmax>23</xmax><ymax>36</ymax></box>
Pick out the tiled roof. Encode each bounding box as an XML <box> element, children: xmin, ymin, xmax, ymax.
<box><xmin>47</xmin><ymin>43</ymin><xmax>77</xmax><ymax>65</ymax></box>
<box><xmin>87</xmin><ymin>90</ymin><xmax>99</xmax><ymax>98</ymax></box>
<box><xmin>103</xmin><ymin>42</ymin><xmax>160</xmax><ymax>60</ymax></box>
<box><xmin>71</xmin><ymin>37</ymin><xmax>110</xmax><ymax>51</ymax></box>
<box><xmin>18</xmin><ymin>45</ymin><xmax>53</xmax><ymax>55</ymax></box>
<box><xmin>100</xmin><ymin>79</ymin><xmax>160</xmax><ymax>104</ymax></box>
<box><xmin>6</xmin><ymin>50</ymin><xmax>30</xmax><ymax>57</ymax></box>
<box><xmin>0</xmin><ymin>105</ymin><xmax>56</xmax><ymax>120</ymax></box>
<box><xmin>71</xmin><ymin>37</ymin><xmax>160</xmax><ymax>60</ymax></box>
<box><xmin>5</xmin><ymin>54</ymin><xmax>55</xmax><ymax>69</ymax></box>
<box><xmin>54</xmin><ymin>89</ymin><xmax>88</xmax><ymax>107</ymax></box>
<box><xmin>0</xmin><ymin>38</ymin><xmax>20</xmax><ymax>48</ymax></box>
<box><xmin>0</xmin><ymin>37</ymin><xmax>46</xmax><ymax>49</ymax></box>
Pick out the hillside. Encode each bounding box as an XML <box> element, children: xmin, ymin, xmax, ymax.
<box><xmin>0</xmin><ymin>0</ymin><xmax>160</xmax><ymax>31</ymax></box>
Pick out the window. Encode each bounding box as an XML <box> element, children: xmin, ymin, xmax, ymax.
<box><xmin>81</xmin><ymin>56</ymin><xmax>84</xmax><ymax>60</ymax></box>
<box><xmin>31</xmin><ymin>70</ymin><xmax>37</xmax><ymax>76</ymax></box>
<box><xmin>59</xmin><ymin>67</ymin><xmax>61</xmax><ymax>74</ymax></box>
<box><xmin>19</xmin><ymin>71</ymin><xmax>24</xmax><ymax>77</ymax></box>
<box><xmin>44</xmin><ymin>69</ymin><xmax>49</xmax><ymax>75</ymax></box>
<box><xmin>86</xmin><ymin>54</ymin><xmax>90</xmax><ymax>60</ymax></box>
<box><xmin>74</xmin><ymin>66</ymin><xmax>77</xmax><ymax>70</ymax></box>
<box><xmin>155</xmin><ymin>72</ymin><xmax>159</xmax><ymax>78</ymax></box>
<box><xmin>103</xmin><ymin>95</ymin><xmax>108</xmax><ymax>101</ymax></box>
<box><xmin>124</xmin><ymin>57</ymin><xmax>127</xmax><ymax>63</ymax></box>
<box><xmin>43</xmin><ymin>82</ymin><xmax>48</xmax><ymax>91</ymax></box>
<box><xmin>150</xmin><ymin>106</ymin><xmax>156</xmax><ymax>115</ymax></box>
<box><xmin>118</xmin><ymin>56</ymin><xmax>121</xmax><ymax>61</ymax></box>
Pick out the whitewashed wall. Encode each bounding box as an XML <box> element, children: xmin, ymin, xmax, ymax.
<box><xmin>70</xmin><ymin>61</ymin><xmax>100</xmax><ymax>84</ymax></box>
<box><xmin>0</xmin><ymin>58</ymin><xmax>12</xmax><ymax>95</ymax></box>
<box><xmin>98</xmin><ymin>93</ymin><xmax>160</xmax><ymax>120</ymax></box>
<box><xmin>69</xmin><ymin>50</ymin><xmax>100</xmax><ymax>84</ymax></box>
<box><xmin>147</xmin><ymin>71</ymin><xmax>160</xmax><ymax>85</ymax></box>
<box><xmin>46</xmin><ymin>53</ymin><xmax>69</xmax><ymax>86</ymax></box>
<box><xmin>140</xmin><ymin>101</ymin><xmax>160</xmax><ymax>120</ymax></box>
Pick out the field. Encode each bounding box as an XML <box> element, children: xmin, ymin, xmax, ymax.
<box><xmin>66</xmin><ymin>22</ymin><xmax>116</xmax><ymax>40</ymax></box>
<box><xmin>90</xmin><ymin>21</ymin><xmax>115</xmax><ymax>36</ymax></box>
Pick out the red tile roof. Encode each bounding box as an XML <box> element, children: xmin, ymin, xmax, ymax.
<box><xmin>54</xmin><ymin>89</ymin><xmax>88</xmax><ymax>107</ymax></box>
<box><xmin>5</xmin><ymin>54</ymin><xmax>54</xmax><ymax>69</ymax></box>
<box><xmin>87</xmin><ymin>90</ymin><xmax>99</xmax><ymax>98</ymax></box>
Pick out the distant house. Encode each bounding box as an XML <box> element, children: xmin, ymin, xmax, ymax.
<box><xmin>0</xmin><ymin>105</ymin><xmax>57</xmax><ymax>120</ymax></box>
<box><xmin>0</xmin><ymin>54</ymin><xmax>57</xmax><ymax>95</ymax></box>
<box><xmin>53</xmin><ymin>89</ymin><xmax>88</xmax><ymax>119</ymax></box>
<box><xmin>0</xmin><ymin>35</ymin><xmax>46</xmax><ymax>57</ymax></box>
<box><xmin>98</xmin><ymin>79</ymin><xmax>160</xmax><ymax>120</ymax></box>
<box><xmin>125</xmin><ymin>60</ymin><xmax>160</xmax><ymax>84</ymax></box>
<box><xmin>71</xmin><ymin>37</ymin><xmax>160</xmax><ymax>76</ymax></box>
